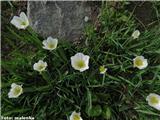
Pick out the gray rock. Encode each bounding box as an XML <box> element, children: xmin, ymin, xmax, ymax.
<box><xmin>27</xmin><ymin>1</ymin><xmax>99</xmax><ymax>42</ymax></box>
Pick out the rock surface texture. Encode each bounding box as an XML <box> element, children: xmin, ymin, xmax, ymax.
<box><xmin>28</xmin><ymin>1</ymin><xmax>99</xmax><ymax>42</ymax></box>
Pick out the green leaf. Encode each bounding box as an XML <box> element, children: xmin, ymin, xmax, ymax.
<box><xmin>102</xmin><ymin>106</ymin><xmax>112</xmax><ymax>120</ymax></box>
<box><xmin>86</xmin><ymin>105</ymin><xmax>102</xmax><ymax>117</ymax></box>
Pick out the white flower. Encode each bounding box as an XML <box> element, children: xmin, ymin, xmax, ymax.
<box><xmin>33</xmin><ymin>60</ymin><xmax>47</xmax><ymax>72</ymax></box>
<box><xmin>133</xmin><ymin>56</ymin><xmax>148</xmax><ymax>69</ymax></box>
<box><xmin>99</xmin><ymin>65</ymin><xmax>107</xmax><ymax>74</ymax></box>
<box><xmin>71</xmin><ymin>53</ymin><xmax>90</xmax><ymax>72</ymax></box>
<box><xmin>42</xmin><ymin>37</ymin><xmax>58</xmax><ymax>51</ymax></box>
<box><xmin>84</xmin><ymin>16</ymin><xmax>89</xmax><ymax>22</ymax></box>
<box><xmin>146</xmin><ymin>93</ymin><xmax>160</xmax><ymax>111</ymax></box>
<box><xmin>8</xmin><ymin>83</ymin><xmax>23</xmax><ymax>98</ymax></box>
<box><xmin>10</xmin><ymin>12</ymin><xmax>29</xmax><ymax>29</ymax></box>
<box><xmin>132</xmin><ymin>30</ymin><xmax>140</xmax><ymax>39</ymax></box>
<box><xmin>70</xmin><ymin>111</ymin><xmax>83</xmax><ymax>120</ymax></box>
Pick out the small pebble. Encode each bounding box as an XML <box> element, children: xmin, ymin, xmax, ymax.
<box><xmin>84</xmin><ymin>16</ymin><xmax>89</xmax><ymax>22</ymax></box>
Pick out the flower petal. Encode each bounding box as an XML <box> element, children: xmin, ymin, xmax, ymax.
<box><xmin>20</xmin><ymin>12</ymin><xmax>28</xmax><ymax>23</ymax></box>
<box><xmin>42</xmin><ymin>40</ymin><xmax>48</xmax><ymax>46</ymax></box>
<box><xmin>146</xmin><ymin>93</ymin><xmax>160</xmax><ymax>110</ymax></box>
<box><xmin>8</xmin><ymin>83</ymin><xmax>23</xmax><ymax>98</ymax></box>
<box><xmin>10</xmin><ymin>16</ymin><xmax>22</xmax><ymax>29</ymax></box>
<box><xmin>11</xmin><ymin>83</ymin><xmax>17</xmax><ymax>88</ymax></box>
<box><xmin>70</xmin><ymin>111</ymin><xmax>83</xmax><ymax>120</ymax></box>
<box><xmin>71</xmin><ymin>53</ymin><xmax>89</xmax><ymax>72</ymax></box>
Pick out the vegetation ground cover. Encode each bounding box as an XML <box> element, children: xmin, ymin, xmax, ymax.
<box><xmin>1</xmin><ymin>1</ymin><xmax>160</xmax><ymax>120</ymax></box>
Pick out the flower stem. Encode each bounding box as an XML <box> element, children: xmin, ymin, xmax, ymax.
<box><xmin>102</xmin><ymin>74</ymin><xmax>106</xmax><ymax>85</ymax></box>
<box><xmin>41</xmin><ymin>71</ymin><xmax>52</xmax><ymax>86</ymax></box>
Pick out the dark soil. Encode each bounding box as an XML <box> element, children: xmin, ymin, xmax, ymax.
<box><xmin>127</xmin><ymin>1</ymin><xmax>157</xmax><ymax>28</ymax></box>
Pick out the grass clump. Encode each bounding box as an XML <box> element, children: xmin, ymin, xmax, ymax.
<box><xmin>1</xmin><ymin>1</ymin><xmax>160</xmax><ymax>120</ymax></box>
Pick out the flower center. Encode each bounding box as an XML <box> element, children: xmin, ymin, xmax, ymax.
<box><xmin>21</xmin><ymin>21</ymin><xmax>26</xmax><ymax>26</ymax></box>
<box><xmin>135</xmin><ymin>58</ymin><xmax>143</xmax><ymax>66</ymax></box>
<box><xmin>99</xmin><ymin>66</ymin><xmax>106</xmax><ymax>73</ymax></box>
<box><xmin>13</xmin><ymin>87</ymin><xmax>21</xmax><ymax>96</ymax></box>
<box><xmin>73</xmin><ymin>114</ymin><xmax>80</xmax><ymax>120</ymax></box>
<box><xmin>77</xmin><ymin>60</ymin><xmax>85</xmax><ymax>68</ymax></box>
<box><xmin>38</xmin><ymin>64</ymin><xmax>45</xmax><ymax>70</ymax></box>
<box><xmin>150</xmin><ymin>96</ymin><xmax>159</xmax><ymax>105</ymax></box>
<box><xmin>48</xmin><ymin>43</ymin><xmax>55</xmax><ymax>49</ymax></box>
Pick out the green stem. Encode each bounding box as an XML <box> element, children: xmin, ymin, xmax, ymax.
<box><xmin>102</xmin><ymin>74</ymin><xmax>106</xmax><ymax>85</ymax></box>
<box><xmin>40</xmin><ymin>71</ymin><xmax>52</xmax><ymax>86</ymax></box>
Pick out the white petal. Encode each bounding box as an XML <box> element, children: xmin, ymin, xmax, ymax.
<box><xmin>133</xmin><ymin>56</ymin><xmax>148</xmax><ymax>69</ymax></box>
<box><xmin>137</xmin><ymin>66</ymin><xmax>144</xmax><ymax>69</ymax></box>
<box><xmin>137</xmin><ymin>59</ymin><xmax>148</xmax><ymax>69</ymax></box>
<box><xmin>48</xmin><ymin>38</ymin><xmax>58</xmax><ymax>46</ymax></box>
<box><xmin>153</xmin><ymin>104</ymin><xmax>160</xmax><ymax>110</ymax></box>
<box><xmin>134</xmin><ymin>56</ymin><xmax>144</xmax><ymax>61</ymax></box>
<box><xmin>44</xmin><ymin>62</ymin><xmax>47</xmax><ymax>67</ymax></box>
<box><xmin>10</xmin><ymin>16</ymin><xmax>23</xmax><ymax>29</ymax></box>
<box><xmin>42</xmin><ymin>46</ymin><xmax>49</xmax><ymax>50</ymax></box>
<box><xmin>38</xmin><ymin>60</ymin><xmax>44</xmax><ymax>64</ymax></box>
<box><xmin>20</xmin><ymin>12</ymin><xmax>28</xmax><ymax>22</ymax></box>
<box><xmin>52</xmin><ymin>38</ymin><xmax>58</xmax><ymax>45</ymax></box>
<box><xmin>71</xmin><ymin>58</ymin><xmax>79</xmax><ymax>70</ymax></box>
<box><xmin>83</xmin><ymin>55</ymin><xmax>89</xmax><ymax>64</ymax></box>
<box><xmin>79</xmin><ymin>66</ymin><xmax>89</xmax><ymax>72</ymax></box>
<box><xmin>11</xmin><ymin>83</ymin><xmax>17</xmax><ymax>88</ymax></box>
<box><xmin>146</xmin><ymin>93</ymin><xmax>160</xmax><ymax>101</ymax></box>
<box><xmin>33</xmin><ymin>63</ymin><xmax>38</xmax><ymax>70</ymax></box>
<box><xmin>72</xmin><ymin>53</ymin><xmax>84</xmax><ymax>62</ymax></box>
<box><xmin>20</xmin><ymin>12</ymin><xmax>29</xmax><ymax>28</ymax></box>
<box><xmin>42</xmin><ymin>37</ymin><xmax>58</xmax><ymax>50</ymax></box>
<box><xmin>47</xmin><ymin>36</ymin><xmax>54</xmax><ymax>41</ymax></box>
<box><xmin>47</xmin><ymin>38</ymin><xmax>53</xmax><ymax>44</ymax></box>
<box><xmin>139</xmin><ymin>56</ymin><xmax>144</xmax><ymax>59</ymax></box>
<box><xmin>75</xmin><ymin>53</ymin><xmax>84</xmax><ymax>59</ymax></box>
<box><xmin>132</xmin><ymin>30</ymin><xmax>140</xmax><ymax>39</ymax></box>
<box><xmin>143</xmin><ymin>59</ymin><xmax>148</xmax><ymax>67</ymax></box>
<box><xmin>8</xmin><ymin>84</ymin><xmax>23</xmax><ymax>98</ymax></box>
<box><xmin>33</xmin><ymin>60</ymin><xmax>47</xmax><ymax>72</ymax></box>
<box><xmin>42</xmin><ymin>40</ymin><xmax>48</xmax><ymax>46</ymax></box>
<box><xmin>71</xmin><ymin>53</ymin><xmax>89</xmax><ymax>72</ymax></box>
<box><xmin>146</xmin><ymin>93</ymin><xmax>160</xmax><ymax>110</ymax></box>
<box><xmin>8</xmin><ymin>91</ymin><xmax>14</xmax><ymax>98</ymax></box>
<box><xmin>70</xmin><ymin>111</ymin><xmax>82</xmax><ymax>120</ymax></box>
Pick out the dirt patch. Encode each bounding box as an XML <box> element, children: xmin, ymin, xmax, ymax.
<box><xmin>127</xmin><ymin>1</ymin><xmax>157</xmax><ymax>28</ymax></box>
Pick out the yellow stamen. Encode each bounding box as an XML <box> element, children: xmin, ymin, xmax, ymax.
<box><xmin>13</xmin><ymin>87</ymin><xmax>21</xmax><ymax>96</ymax></box>
<box><xmin>99</xmin><ymin>66</ymin><xmax>106</xmax><ymax>73</ymax></box>
<box><xmin>150</xmin><ymin>96</ymin><xmax>159</xmax><ymax>105</ymax></box>
<box><xmin>38</xmin><ymin>65</ymin><xmax>45</xmax><ymax>70</ymax></box>
<box><xmin>48</xmin><ymin>44</ymin><xmax>55</xmax><ymax>49</ymax></box>
<box><xmin>21</xmin><ymin>22</ymin><xmax>26</xmax><ymax>26</ymax></box>
<box><xmin>76</xmin><ymin>60</ymin><xmax>85</xmax><ymax>68</ymax></box>
<box><xmin>73</xmin><ymin>114</ymin><xmax>80</xmax><ymax>120</ymax></box>
<box><xmin>135</xmin><ymin>58</ymin><xmax>143</xmax><ymax>66</ymax></box>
